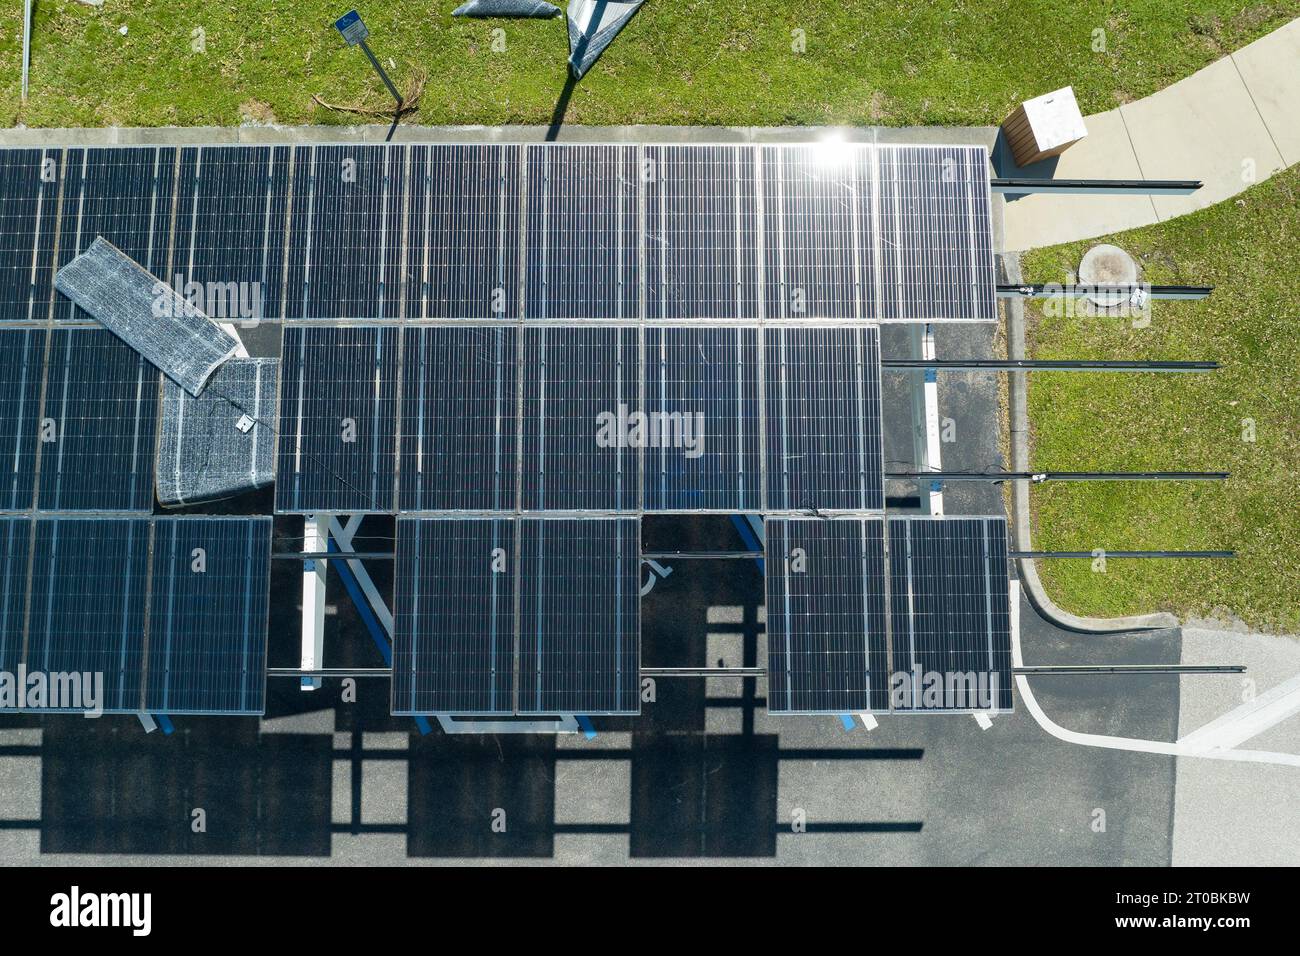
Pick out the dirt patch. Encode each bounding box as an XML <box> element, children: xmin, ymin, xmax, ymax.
<box><xmin>239</xmin><ymin>99</ymin><xmax>277</xmax><ymax>126</ymax></box>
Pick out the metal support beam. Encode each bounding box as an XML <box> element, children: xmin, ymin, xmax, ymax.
<box><xmin>888</xmin><ymin>471</ymin><xmax>1228</xmax><ymax>482</ymax></box>
<box><xmin>1014</xmin><ymin>665</ymin><xmax>1244</xmax><ymax>676</ymax></box>
<box><xmin>991</xmin><ymin>178</ymin><xmax>1201</xmax><ymax>196</ymax></box>
<box><xmin>884</xmin><ymin>360</ymin><xmax>1218</xmax><ymax>372</ymax></box>
<box><xmin>328</xmin><ymin>515</ymin><xmax>395</xmax><ymax>638</ymax></box>
<box><xmin>274</xmin><ymin>551</ymin><xmax>394</xmax><ymax>560</ymax></box>
<box><xmin>996</xmin><ymin>283</ymin><xmax>1212</xmax><ymax>300</ymax></box>
<box><xmin>1013</xmin><ymin>550</ymin><xmax>1234</xmax><ymax>559</ymax></box>
<box><xmin>268</xmin><ymin>668</ymin><xmax>391</xmax><ymax>678</ymax></box>
<box><xmin>642</xmin><ymin>667</ymin><xmax>767</xmax><ymax>678</ymax></box>
<box><xmin>642</xmin><ymin>551</ymin><xmax>765</xmax><ymax>560</ymax></box>
<box><xmin>908</xmin><ymin>323</ymin><xmax>943</xmax><ymax>516</ymax></box>
<box><xmin>299</xmin><ymin>514</ymin><xmax>329</xmax><ymax>691</ymax></box>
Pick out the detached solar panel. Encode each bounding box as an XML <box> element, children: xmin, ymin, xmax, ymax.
<box><xmin>392</xmin><ymin>518</ymin><xmax>516</xmax><ymax>715</ymax></box>
<box><xmin>888</xmin><ymin>516</ymin><xmax>1013</xmax><ymax>712</ymax></box>
<box><xmin>276</xmin><ymin>325</ymin><xmax>398</xmax><ymax>513</ymax></box>
<box><xmin>37</xmin><ymin>328</ymin><xmax>158</xmax><ymax>512</ymax></box>
<box><xmin>765</xmin><ymin>517</ymin><xmax>888</xmax><ymax>714</ymax></box>
<box><xmin>399</xmin><ymin>326</ymin><xmax>518</xmax><ymax>512</ymax></box>
<box><xmin>517</xmin><ymin>518</ymin><xmax>639</xmax><ymax>715</ymax></box>
<box><xmin>763</xmin><ymin>325</ymin><xmax>883</xmax><ymax>512</ymax></box>
<box><xmin>55</xmin><ymin>237</ymin><xmax>238</xmax><ymax>396</ymax></box>
<box><xmin>0</xmin><ymin>516</ymin><xmax>270</xmax><ymax>715</ymax></box>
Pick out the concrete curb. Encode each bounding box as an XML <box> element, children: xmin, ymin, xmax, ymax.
<box><xmin>0</xmin><ymin>122</ymin><xmax>1000</xmax><ymax>148</ymax></box>
<box><xmin>1002</xmin><ymin>249</ymin><xmax>1179</xmax><ymax>633</ymax></box>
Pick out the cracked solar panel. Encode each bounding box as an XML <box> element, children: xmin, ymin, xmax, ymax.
<box><xmin>156</xmin><ymin>358</ymin><xmax>278</xmax><ymax>507</ymax></box>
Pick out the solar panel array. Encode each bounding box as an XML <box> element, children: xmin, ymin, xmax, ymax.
<box><xmin>0</xmin><ymin>143</ymin><xmax>993</xmax><ymax>325</ymax></box>
<box><xmin>393</xmin><ymin>517</ymin><xmax>639</xmax><ymax>716</ymax></box>
<box><xmin>0</xmin><ymin>516</ymin><xmax>271</xmax><ymax>715</ymax></box>
<box><xmin>0</xmin><ymin>327</ymin><xmax>158</xmax><ymax>513</ymax></box>
<box><xmin>280</xmin><ymin>324</ymin><xmax>882</xmax><ymax>515</ymax></box>
<box><xmin>765</xmin><ymin>515</ymin><xmax>1012</xmax><ymax>715</ymax></box>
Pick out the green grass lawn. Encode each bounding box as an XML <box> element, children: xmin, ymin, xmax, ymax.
<box><xmin>0</xmin><ymin>2</ymin><xmax>1294</xmax><ymax>128</ymax></box>
<box><xmin>1023</xmin><ymin>167</ymin><xmax>1300</xmax><ymax>633</ymax></box>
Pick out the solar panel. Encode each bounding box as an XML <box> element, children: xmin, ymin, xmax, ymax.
<box><xmin>36</xmin><ymin>328</ymin><xmax>159</xmax><ymax>512</ymax></box>
<box><xmin>644</xmin><ymin>145</ymin><xmax>761</xmax><ymax>319</ymax></box>
<box><xmin>763</xmin><ymin>325</ymin><xmax>883</xmax><ymax>512</ymax></box>
<box><xmin>407</xmin><ymin>144</ymin><xmax>521</xmax><ymax>320</ymax></box>
<box><xmin>888</xmin><ymin>516</ymin><xmax>1013</xmax><ymax>712</ymax></box>
<box><xmin>765</xmin><ymin>517</ymin><xmax>888</xmax><ymax>714</ymax></box>
<box><xmin>520</xmin><ymin>325</ymin><xmax>639</xmax><ymax>511</ymax></box>
<box><xmin>517</xmin><ymin>517</ymin><xmax>639</xmax><ymax>715</ymax></box>
<box><xmin>145</xmin><ymin>516</ymin><xmax>271</xmax><ymax>714</ymax></box>
<box><xmin>642</xmin><ymin>325</ymin><xmax>762</xmax><ymax>510</ymax></box>
<box><xmin>0</xmin><ymin>328</ymin><xmax>44</xmax><ymax>511</ymax></box>
<box><xmin>399</xmin><ymin>325</ymin><xmax>518</xmax><ymax>512</ymax></box>
<box><xmin>393</xmin><ymin>516</ymin><xmax>639</xmax><ymax>716</ymax></box>
<box><xmin>276</xmin><ymin>324</ymin><xmax>399</xmax><ymax>513</ymax></box>
<box><xmin>392</xmin><ymin>517</ymin><xmax>516</xmax><ymax>715</ymax></box>
<box><xmin>0</xmin><ymin>515</ymin><xmax>270</xmax><ymax>715</ymax></box>
<box><xmin>525</xmin><ymin>144</ymin><xmax>640</xmax><ymax>319</ymax></box>
<box><xmin>0</xmin><ymin>142</ymin><xmax>994</xmax><ymax>324</ymax></box>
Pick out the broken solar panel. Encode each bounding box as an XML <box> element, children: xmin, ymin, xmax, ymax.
<box><xmin>36</xmin><ymin>328</ymin><xmax>159</xmax><ymax>512</ymax></box>
<box><xmin>765</xmin><ymin>517</ymin><xmax>888</xmax><ymax>714</ymax></box>
<box><xmin>517</xmin><ymin>518</ymin><xmax>639</xmax><ymax>715</ymax></box>
<box><xmin>276</xmin><ymin>325</ymin><xmax>398</xmax><ymax>514</ymax></box>
<box><xmin>0</xmin><ymin>516</ymin><xmax>269</xmax><ymax>715</ymax></box>
<box><xmin>520</xmin><ymin>325</ymin><xmax>639</xmax><ymax>511</ymax></box>
<box><xmin>399</xmin><ymin>326</ymin><xmax>517</xmax><ymax>512</ymax></box>
<box><xmin>644</xmin><ymin>145</ymin><xmax>761</xmax><ymax>320</ymax></box>
<box><xmin>453</xmin><ymin>0</ymin><xmax>561</xmax><ymax>19</ymax></box>
<box><xmin>55</xmin><ymin>237</ymin><xmax>238</xmax><ymax>396</ymax></box>
<box><xmin>0</xmin><ymin>142</ymin><xmax>995</xmax><ymax>324</ymax></box>
<box><xmin>888</xmin><ymin>516</ymin><xmax>1013</xmax><ymax>712</ymax></box>
<box><xmin>157</xmin><ymin>358</ymin><xmax>278</xmax><ymax>507</ymax></box>
<box><xmin>642</xmin><ymin>326</ymin><xmax>762</xmax><ymax>511</ymax></box>
<box><xmin>764</xmin><ymin>325</ymin><xmax>883</xmax><ymax>512</ymax></box>
<box><xmin>567</xmin><ymin>0</ymin><xmax>645</xmax><ymax>78</ymax></box>
<box><xmin>392</xmin><ymin>518</ymin><xmax>516</xmax><ymax>715</ymax></box>
<box><xmin>525</xmin><ymin>145</ymin><xmax>639</xmax><ymax>319</ymax></box>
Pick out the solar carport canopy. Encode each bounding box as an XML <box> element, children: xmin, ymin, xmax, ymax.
<box><xmin>0</xmin><ymin>142</ymin><xmax>994</xmax><ymax>325</ymax></box>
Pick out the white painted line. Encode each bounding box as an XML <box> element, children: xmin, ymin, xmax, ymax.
<box><xmin>973</xmin><ymin>711</ymin><xmax>993</xmax><ymax>730</ymax></box>
<box><xmin>858</xmin><ymin>713</ymin><xmax>879</xmax><ymax>731</ymax></box>
<box><xmin>1177</xmin><ymin>673</ymin><xmax>1300</xmax><ymax>753</ymax></box>
<box><xmin>1011</xmin><ymin>582</ymin><xmax>1300</xmax><ymax>769</ymax></box>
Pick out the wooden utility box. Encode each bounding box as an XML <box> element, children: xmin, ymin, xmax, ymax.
<box><xmin>1002</xmin><ymin>86</ymin><xmax>1087</xmax><ymax>167</ymax></box>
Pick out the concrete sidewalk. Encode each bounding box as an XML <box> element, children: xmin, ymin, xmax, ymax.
<box><xmin>1001</xmin><ymin>17</ymin><xmax>1299</xmax><ymax>252</ymax></box>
